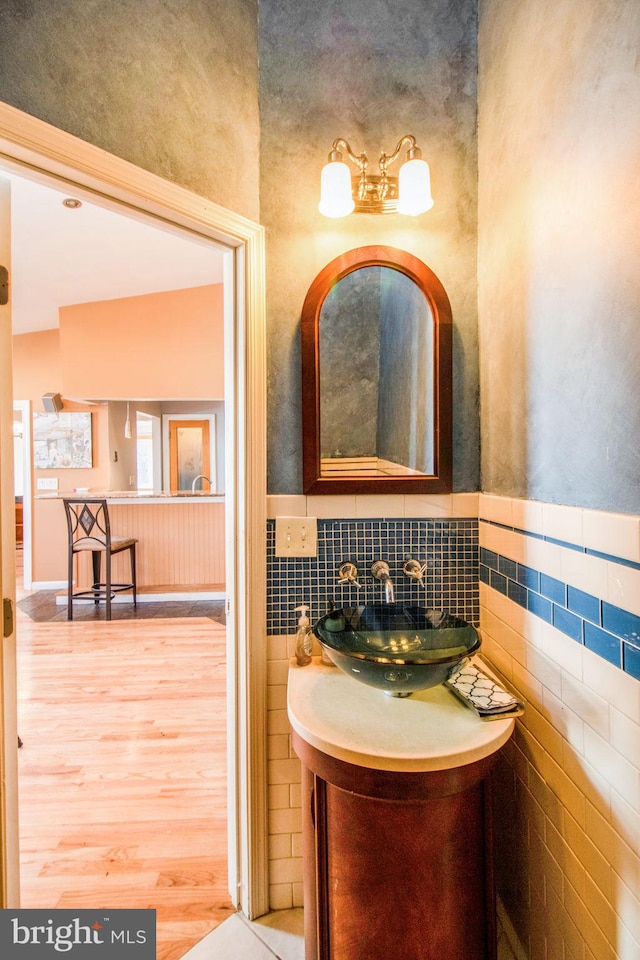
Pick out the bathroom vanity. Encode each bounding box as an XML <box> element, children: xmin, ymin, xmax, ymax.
<box><xmin>288</xmin><ymin>659</ymin><xmax>515</xmax><ymax>960</ymax></box>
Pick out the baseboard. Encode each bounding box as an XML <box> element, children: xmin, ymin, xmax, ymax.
<box><xmin>496</xmin><ymin>897</ymin><xmax>527</xmax><ymax>960</ymax></box>
<box><xmin>55</xmin><ymin>591</ymin><xmax>225</xmax><ymax>605</ymax></box>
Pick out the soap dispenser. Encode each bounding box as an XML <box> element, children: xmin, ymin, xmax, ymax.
<box><xmin>294</xmin><ymin>604</ymin><xmax>313</xmax><ymax>666</ymax></box>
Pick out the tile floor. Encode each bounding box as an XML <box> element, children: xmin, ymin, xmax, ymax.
<box><xmin>17</xmin><ymin>588</ymin><xmax>226</xmax><ymax>623</ymax></box>
<box><xmin>182</xmin><ymin>909</ymin><xmax>304</xmax><ymax>960</ymax></box>
<box><xmin>183</xmin><ymin>908</ymin><xmax>519</xmax><ymax>960</ymax></box>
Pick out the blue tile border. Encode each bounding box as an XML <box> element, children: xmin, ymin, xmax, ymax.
<box><xmin>517</xmin><ymin>563</ymin><xmax>539</xmax><ymax>591</ymax></box>
<box><xmin>540</xmin><ymin>573</ymin><xmax>566</xmax><ymax>606</ymax></box>
<box><xmin>584</xmin><ymin>622</ymin><xmax>622</xmax><ymax>667</ymax></box>
<box><xmin>553</xmin><ymin>605</ymin><xmax>583</xmax><ymax>644</ymax></box>
<box><xmin>624</xmin><ymin>644</ymin><xmax>640</xmax><ymax>680</ymax></box>
<box><xmin>267</xmin><ymin>517</ymin><xmax>479</xmax><ymax>635</ymax></box>
<box><xmin>528</xmin><ymin>591</ymin><xmax>553</xmax><ymax>623</ymax></box>
<box><xmin>480</xmin><ymin>547</ymin><xmax>640</xmax><ymax>680</ymax></box>
<box><xmin>480</xmin><ymin>518</ymin><xmax>640</xmax><ymax>680</ymax></box>
<box><xmin>567</xmin><ymin>586</ymin><xmax>600</xmax><ymax>624</ymax></box>
<box><xmin>602</xmin><ymin>602</ymin><xmax>640</xmax><ymax>645</ymax></box>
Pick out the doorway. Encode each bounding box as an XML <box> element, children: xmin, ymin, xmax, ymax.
<box><xmin>165</xmin><ymin>415</ymin><xmax>216</xmax><ymax>493</ymax></box>
<box><xmin>0</xmin><ymin>104</ymin><xmax>267</xmax><ymax>922</ymax></box>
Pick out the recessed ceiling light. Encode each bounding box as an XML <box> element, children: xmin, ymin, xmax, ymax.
<box><xmin>62</xmin><ymin>198</ymin><xmax>82</xmax><ymax>209</ymax></box>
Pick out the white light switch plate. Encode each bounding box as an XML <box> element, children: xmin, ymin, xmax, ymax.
<box><xmin>275</xmin><ymin>517</ymin><xmax>318</xmax><ymax>557</ymax></box>
<box><xmin>37</xmin><ymin>477</ymin><xmax>59</xmax><ymax>490</ymax></box>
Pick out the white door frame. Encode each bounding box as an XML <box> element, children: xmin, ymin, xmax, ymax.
<box><xmin>0</xmin><ymin>102</ymin><xmax>268</xmax><ymax>917</ymax></box>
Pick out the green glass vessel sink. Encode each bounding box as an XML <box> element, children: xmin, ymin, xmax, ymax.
<box><xmin>313</xmin><ymin>603</ymin><xmax>481</xmax><ymax>697</ymax></box>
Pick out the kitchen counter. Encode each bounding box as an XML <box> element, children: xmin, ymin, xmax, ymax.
<box><xmin>32</xmin><ymin>492</ymin><xmax>225</xmax><ymax>589</ymax></box>
<box><xmin>35</xmin><ymin>490</ymin><xmax>224</xmax><ymax>504</ymax></box>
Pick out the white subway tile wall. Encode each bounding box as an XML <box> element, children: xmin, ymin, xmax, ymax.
<box><xmin>267</xmin><ymin>631</ymin><xmax>304</xmax><ymax>910</ymax></box>
<box><xmin>479</xmin><ymin>494</ymin><xmax>640</xmax><ymax>960</ymax></box>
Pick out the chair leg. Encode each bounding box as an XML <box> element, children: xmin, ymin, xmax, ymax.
<box><xmin>67</xmin><ymin>546</ymin><xmax>74</xmax><ymax>621</ymax></box>
<box><xmin>130</xmin><ymin>544</ymin><xmax>137</xmax><ymax>607</ymax></box>
<box><xmin>105</xmin><ymin>550</ymin><xmax>112</xmax><ymax>621</ymax></box>
<box><xmin>92</xmin><ymin>551</ymin><xmax>101</xmax><ymax>605</ymax></box>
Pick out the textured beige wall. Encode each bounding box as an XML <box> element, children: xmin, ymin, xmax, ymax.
<box><xmin>259</xmin><ymin>0</ymin><xmax>480</xmax><ymax>493</ymax></box>
<box><xmin>478</xmin><ymin>0</ymin><xmax>640</xmax><ymax>513</ymax></box>
<box><xmin>0</xmin><ymin>0</ymin><xmax>260</xmax><ymax>221</ymax></box>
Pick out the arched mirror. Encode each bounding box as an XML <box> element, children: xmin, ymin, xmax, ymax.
<box><xmin>301</xmin><ymin>245</ymin><xmax>452</xmax><ymax>495</ymax></box>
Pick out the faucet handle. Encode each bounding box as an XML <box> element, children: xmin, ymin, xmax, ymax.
<box><xmin>403</xmin><ymin>559</ymin><xmax>427</xmax><ymax>581</ymax></box>
<box><xmin>338</xmin><ymin>561</ymin><xmax>361</xmax><ymax>588</ymax></box>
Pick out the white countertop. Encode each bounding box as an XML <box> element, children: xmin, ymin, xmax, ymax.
<box><xmin>287</xmin><ymin>657</ymin><xmax>515</xmax><ymax>773</ymax></box>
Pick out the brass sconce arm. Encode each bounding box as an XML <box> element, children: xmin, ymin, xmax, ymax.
<box><xmin>378</xmin><ymin>134</ymin><xmax>420</xmax><ymax>172</ymax></box>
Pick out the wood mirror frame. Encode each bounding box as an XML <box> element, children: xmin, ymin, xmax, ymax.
<box><xmin>301</xmin><ymin>245</ymin><xmax>452</xmax><ymax>495</ymax></box>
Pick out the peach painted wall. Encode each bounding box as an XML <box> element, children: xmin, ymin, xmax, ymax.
<box><xmin>13</xmin><ymin>328</ymin><xmax>111</xmax><ymax>581</ymax></box>
<box><xmin>12</xmin><ymin>328</ymin><xmax>62</xmax><ymax>400</ymax></box>
<box><xmin>12</xmin><ymin>330</ymin><xmax>122</xmax><ymax>500</ymax></box>
<box><xmin>59</xmin><ymin>284</ymin><xmax>224</xmax><ymax>399</ymax></box>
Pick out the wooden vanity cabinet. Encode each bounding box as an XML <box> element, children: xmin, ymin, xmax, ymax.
<box><xmin>293</xmin><ymin>730</ymin><xmax>498</xmax><ymax>960</ymax></box>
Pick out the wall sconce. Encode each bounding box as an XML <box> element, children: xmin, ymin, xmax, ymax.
<box><xmin>319</xmin><ymin>134</ymin><xmax>434</xmax><ymax>218</ymax></box>
<box><xmin>124</xmin><ymin>402</ymin><xmax>133</xmax><ymax>439</ymax></box>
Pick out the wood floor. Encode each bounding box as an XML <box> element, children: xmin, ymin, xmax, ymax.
<box><xmin>15</xmin><ymin>551</ymin><xmax>234</xmax><ymax>960</ymax></box>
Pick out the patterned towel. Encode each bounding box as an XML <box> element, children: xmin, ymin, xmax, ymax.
<box><xmin>446</xmin><ymin>661</ymin><xmax>524</xmax><ymax>719</ymax></box>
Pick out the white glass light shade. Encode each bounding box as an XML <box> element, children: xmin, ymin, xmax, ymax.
<box><xmin>318</xmin><ymin>160</ymin><xmax>355</xmax><ymax>218</ymax></box>
<box><xmin>397</xmin><ymin>158</ymin><xmax>434</xmax><ymax>216</ymax></box>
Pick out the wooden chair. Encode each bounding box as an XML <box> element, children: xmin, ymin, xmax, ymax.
<box><xmin>63</xmin><ymin>498</ymin><xmax>137</xmax><ymax>620</ymax></box>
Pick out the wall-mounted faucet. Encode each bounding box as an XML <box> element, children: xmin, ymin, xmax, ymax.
<box><xmin>191</xmin><ymin>474</ymin><xmax>212</xmax><ymax>492</ymax></box>
<box><xmin>371</xmin><ymin>560</ymin><xmax>395</xmax><ymax>603</ymax></box>
<box><xmin>337</xmin><ymin>562</ymin><xmax>361</xmax><ymax>588</ymax></box>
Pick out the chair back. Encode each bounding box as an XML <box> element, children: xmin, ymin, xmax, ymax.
<box><xmin>63</xmin><ymin>498</ymin><xmax>113</xmax><ymax>551</ymax></box>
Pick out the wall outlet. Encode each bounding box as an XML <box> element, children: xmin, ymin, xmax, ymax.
<box><xmin>275</xmin><ymin>517</ymin><xmax>318</xmax><ymax>557</ymax></box>
<box><xmin>129</xmin><ymin>475</ymin><xmax>136</xmax><ymax>487</ymax></box>
<box><xmin>36</xmin><ymin>477</ymin><xmax>58</xmax><ymax>490</ymax></box>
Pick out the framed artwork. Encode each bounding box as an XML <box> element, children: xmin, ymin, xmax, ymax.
<box><xmin>33</xmin><ymin>411</ymin><xmax>93</xmax><ymax>469</ymax></box>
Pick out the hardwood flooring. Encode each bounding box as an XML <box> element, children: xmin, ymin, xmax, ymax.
<box><xmin>15</xmin><ymin>549</ymin><xmax>234</xmax><ymax>959</ymax></box>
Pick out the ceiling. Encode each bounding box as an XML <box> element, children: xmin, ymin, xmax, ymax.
<box><xmin>4</xmin><ymin>170</ymin><xmax>225</xmax><ymax>334</ymax></box>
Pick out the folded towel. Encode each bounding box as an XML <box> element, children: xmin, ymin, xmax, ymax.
<box><xmin>446</xmin><ymin>661</ymin><xmax>524</xmax><ymax>720</ymax></box>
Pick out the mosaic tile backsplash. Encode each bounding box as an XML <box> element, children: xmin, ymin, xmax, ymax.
<box><xmin>266</xmin><ymin>518</ymin><xmax>479</xmax><ymax>635</ymax></box>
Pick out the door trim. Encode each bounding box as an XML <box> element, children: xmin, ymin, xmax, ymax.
<box><xmin>0</xmin><ymin>102</ymin><xmax>268</xmax><ymax>917</ymax></box>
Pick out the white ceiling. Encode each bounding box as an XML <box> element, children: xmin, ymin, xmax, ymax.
<box><xmin>5</xmin><ymin>170</ymin><xmax>225</xmax><ymax>334</ymax></box>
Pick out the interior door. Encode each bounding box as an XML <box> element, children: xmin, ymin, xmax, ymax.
<box><xmin>0</xmin><ymin>174</ymin><xmax>20</xmax><ymax>906</ymax></box>
<box><xmin>168</xmin><ymin>418</ymin><xmax>212</xmax><ymax>491</ymax></box>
